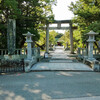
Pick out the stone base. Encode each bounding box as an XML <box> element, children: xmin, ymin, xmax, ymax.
<box><xmin>93</xmin><ymin>61</ymin><xmax>100</xmax><ymax>72</ymax></box>
<box><xmin>87</xmin><ymin>57</ymin><xmax>96</xmax><ymax>61</ymax></box>
<box><xmin>24</xmin><ymin>57</ymin><xmax>37</xmax><ymax>72</ymax></box>
<box><xmin>85</xmin><ymin>59</ymin><xmax>100</xmax><ymax>72</ymax></box>
<box><xmin>44</xmin><ymin>52</ymin><xmax>49</xmax><ymax>58</ymax></box>
<box><xmin>83</xmin><ymin>56</ymin><xmax>88</xmax><ymax>63</ymax></box>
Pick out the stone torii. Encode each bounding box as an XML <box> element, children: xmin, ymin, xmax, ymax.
<box><xmin>45</xmin><ymin>20</ymin><xmax>76</xmax><ymax>54</ymax></box>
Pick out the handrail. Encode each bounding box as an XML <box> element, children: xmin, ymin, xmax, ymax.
<box><xmin>77</xmin><ymin>48</ymin><xmax>100</xmax><ymax>58</ymax></box>
<box><xmin>0</xmin><ymin>48</ymin><xmax>27</xmax><ymax>56</ymax></box>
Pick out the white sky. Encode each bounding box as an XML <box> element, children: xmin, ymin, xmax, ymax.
<box><xmin>52</xmin><ymin>0</ymin><xmax>77</xmax><ymax>20</ymax></box>
<box><xmin>50</xmin><ymin>0</ymin><xmax>77</xmax><ymax>33</ymax></box>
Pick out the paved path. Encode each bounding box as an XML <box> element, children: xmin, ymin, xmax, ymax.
<box><xmin>31</xmin><ymin>46</ymin><xmax>92</xmax><ymax>71</ymax></box>
<box><xmin>0</xmin><ymin>72</ymin><xmax>100</xmax><ymax>100</ymax></box>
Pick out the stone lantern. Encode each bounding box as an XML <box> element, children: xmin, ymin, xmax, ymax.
<box><xmin>23</xmin><ymin>32</ymin><xmax>34</xmax><ymax>60</ymax></box>
<box><xmin>87</xmin><ymin>31</ymin><xmax>98</xmax><ymax>61</ymax></box>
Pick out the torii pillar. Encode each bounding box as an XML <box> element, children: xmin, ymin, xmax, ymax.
<box><xmin>46</xmin><ymin>24</ymin><xmax>49</xmax><ymax>53</ymax></box>
<box><xmin>69</xmin><ymin>22</ymin><xmax>74</xmax><ymax>54</ymax></box>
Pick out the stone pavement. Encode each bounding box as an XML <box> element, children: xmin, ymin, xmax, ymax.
<box><xmin>0</xmin><ymin>72</ymin><xmax>100</xmax><ymax>100</ymax></box>
<box><xmin>31</xmin><ymin>46</ymin><xmax>92</xmax><ymax>71</ymax></box>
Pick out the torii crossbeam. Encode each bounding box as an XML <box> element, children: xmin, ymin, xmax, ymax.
<box><xmin>45</xmin><ymin>20</ymin><xmax>76</xmax><ymax>54</ymax></box>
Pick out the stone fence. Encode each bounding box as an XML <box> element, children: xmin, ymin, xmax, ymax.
<box><xmin>0</xmin><ymin>47</ymin><xmax>40</xmax><ymax>73</ymax></box>
<box><xmin>0</xmin><ymin>48</ymin><xmax>40</xmax><ymax>59</ymax></box>
<box><xmin>77</xmin><ymin>48</ymin><xmax>100</xmax><ymax>72</ymax></box>
<box><xmin>0</xmin><ymin>48</ymin><xmax>27</xmax><ymax>55</ymax></box>
<box><xmin>77</xmin><ymin>48</ymin><xmax>100</xmax><ymax>59</ymax></box>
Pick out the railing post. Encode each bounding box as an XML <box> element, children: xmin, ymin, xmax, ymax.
<box><xmin>82</xmin><ymin>49</ymin><xmax>84</xmax><ymax>56</ymax></box>
<box><xmin>1</xmin><ymin>50</ymin><xmax>3</xmax><ymax>55</ymax></box>
<box><xmin>77</xmin><ymin>48</ymin><xmax>81</xmax><ymax>58</ymax></box>
<box><xmin>94</xmin><ymin>49</ymin><xmax>96</xmax><ymax>55</ymax></box>
<box><xmin>83</xmin><ymin>48</ymin><xmax>87</xmax><ymax>57</ymax></box>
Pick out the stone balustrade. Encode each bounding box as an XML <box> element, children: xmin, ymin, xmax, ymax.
<box><xmin>0</xmin><ymin>49</ymin><xmax>8</xmax><ymax>56</ymax></box>
<box><xmin>77</xmin><ymin>47</ymin><xmax>100</xmax><ymax>72</ymax></box>
<box><xmin>0</xmin><ymin>48</ymin><xmax>26</xmax><ymax>56</ymax></box>
<box><xmin>77</xmin><ymin>48</ymin><xmax>88</xmax><ymax>58</ymax></box>
<box><xmin>77</xmin><ymin>48</ymin><xmax>100</xmax><ymax>59</ymax></box>
<box><xmin>0</xmin><ymin>48</ymin><xmax>40</xmax><ymax>59</ymax></box>
<box><xmin>32</xmin><ymin>47</ymin><xmax>40</xmax><ymax>58</ymax></box>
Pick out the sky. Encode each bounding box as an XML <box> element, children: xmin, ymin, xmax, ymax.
<box><xmin>50</xmin><ymin>0</ymin><xmax>77</xmax><ymax>33</ymax></box>
<box><xmin>52</xmin><ymin>0</ymin><xmax>77</xmax><ymax>20</ymax></box>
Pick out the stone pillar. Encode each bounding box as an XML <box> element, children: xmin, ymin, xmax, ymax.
<box><xmin>46</xmin><ymin>24</ymin><xmax>49</xmax><ymax>53</ymax></box>
<box><xmin>77</xmin><ymin>48</ymin><xmax>81</xmax><ymax>58</ymax></box>
<box><xmin>69</xmin><ymin>22</ymin><xmax>74</xmax><ymax>54</ymax></box>
<box><xmin>23</xmin><ymin>32</ymin><xmax>33</xmax><ymax>60</ymax></box>
<box><xmin>7</xmin><ymin>19</ymin><xmax>16</xmax><ymax>55</ymax></box>
<box><xmin>87</xmin><ymin>31</ymin><xmax>98</xmax><ymax>61</ymax></box>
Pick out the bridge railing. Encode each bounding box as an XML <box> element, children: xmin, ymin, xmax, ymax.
<box><xmin>0</xmin><ymin>48</ymin><xmax>27</xmax><ymax>59</ymax></box>
<box><xmin>0</xmin><ymin>47</ymin><xmax>40</xmax><ymax>59</ymax></box>
<box><xmin>0</xmin><ymin>47</ymin><xmax>40</xmax><ymax>73</ymax></box>
<box><xmin>0</xmin><ymin>49</ymin><xmax>8</xmax><ymax>56</ymax></box>
<box><xmin>14</xmin><ymin>48</ymin><xmax>27</xmax><ymax>55</ymax></box>
<box><xmin>77</xmin><ymin>48</ymin><xmax>100</xmax><ymax>59</ymax></box>
<box><xmin>32</xmin><ymin>47</ymin><xmax>40</xmax><ymax>58</ymax></box>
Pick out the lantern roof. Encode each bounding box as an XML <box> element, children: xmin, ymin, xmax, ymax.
<box><xmin>87</xmin><ymin>31</ymin><xmax>98</xmax><ymax>35</ymax></box>
<box><xmin>23</xmin><ymin>31</ymin><xmax>35</xmax><ymax>36</ymax></box>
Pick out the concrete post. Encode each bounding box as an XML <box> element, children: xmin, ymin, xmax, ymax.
<box><xmin>46</xmin><ymin>24</ymin><xmax>49</xmax><ymax>53</ymax></box>
<box><xmin>69</xmin><ymin>22</ymin><xmax>74</xmax><ymax>54</ymax></box>
<box><xmin>77</xmin><ymin>48</ymin><xmax>81</xmax><ymax>58</ymax></box>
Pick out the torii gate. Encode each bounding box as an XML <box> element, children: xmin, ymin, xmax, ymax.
<box><xmin>45</xmin><ymin>20</ymin><xmax>75</xmax><ymax>54</ymax></box>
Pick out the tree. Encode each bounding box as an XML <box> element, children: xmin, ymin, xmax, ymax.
<box><xmin>35</xmin><ymin>30</ymin><xmax>46</xmax><ymax>50</ymax></box>
<box><xmin>49</xmin><ymin>30</ymin><xmax>57</xmax><ymax>45</ymax></box>
<box><xmin>69</xmin><ymin>0</ymin><xmax>100</xmax><ymax>48</ymax></box>
<box><xmin>0</xmin><ymin>0</ymin><xmax>56</xmax><ymax>48</ymax></box>
<box><xmin>58</xmin><ymin>31</ymin><xmax>70</xmax><ymax>47</ymax></box>
<box><xmin>36</xmin><ymin>30</ymin><xmax>58</xmax><ymax>50</ymax></box>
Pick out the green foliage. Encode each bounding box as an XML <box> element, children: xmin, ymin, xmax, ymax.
<box><xmin>73</xmin><ymin>29</ymin><xmax>83</xmax><ymax>49</ymax></box>
<box><xmin>49</xmin><ymin>30</ymin><xmax>58</xmax><ymax>45</ymax></box>
<box><xmin>36</xmin><ymin>30</ymin><xmax>46</xmax><ymax>47</ymax></box>
<box><xmin>36</xmin><ymin>30</ymin><xmax>58</xmax><ymax>50</ymax></box>
<box><xmin>59</xmin><ymin>30</ymin><xmax>86</xmax><ymax>50</ymax></box>
<box><xmin>58</xmin><ymin>31</ymin><xmax>70</xmax><ymax>47</ymax></box>
<box><xmin>69</xmin><ymin>0</ymin><xmax>100</xmax><ymax>48</ymax></box>
<box><xmin>0</xmin><ymin>0</ymin><xmax>56</xmax><ymax>48</ymax></box>
<box><xmin>55</xmin><ymin>33</ymin><xmax>63</xmax><ymax>38</ymax></box>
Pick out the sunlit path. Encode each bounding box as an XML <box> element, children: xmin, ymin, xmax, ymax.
<box><xmin>31</xmin><ymin>46</ymin><xmax>92</xmax><ymax>71</ymax></box>
<box><xmin>51</xmin><ymin>46</ymin><xmax>69</xmax><ymax>59</ymax></box>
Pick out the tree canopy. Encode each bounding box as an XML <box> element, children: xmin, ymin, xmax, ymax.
<box><xmin>0</xmin><ymin>0</ymin><xmax>56</xmax><ymax>48</ymax></box>
<box><xmin>69</xmin><ymin>0</ymin><xmax>100</xmax><ymax>48</ymax></box>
